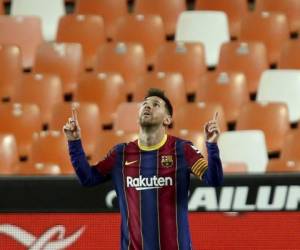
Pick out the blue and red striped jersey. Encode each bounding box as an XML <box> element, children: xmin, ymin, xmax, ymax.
<box><xmin>68</xmin><ymin>134</ymin><xmax>223</xmax><ymax>250</ymax></box>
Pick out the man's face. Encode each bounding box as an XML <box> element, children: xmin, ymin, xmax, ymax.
<box><xmin>139</xmin><ymin>96</ymin><xmax>171</xmax><ymax>127</ymax></box>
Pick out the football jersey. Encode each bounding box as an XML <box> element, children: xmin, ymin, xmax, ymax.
<box><xmin>95</xmin><ymin>135</ymin><xmax>208</xmax><ymax>250</ymax></box>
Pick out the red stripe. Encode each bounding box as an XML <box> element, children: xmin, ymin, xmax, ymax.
<box><xmin>158</xmin><ymin>138</ymin><xmax>179</xmax><ymax>250</ymax></box>
<box><xmin>124</xmin><ymin>143</ymin><xmax>142</xmax><ymax>250</ymax></box>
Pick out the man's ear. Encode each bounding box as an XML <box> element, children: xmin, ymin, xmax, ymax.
<box><xmin>163</xmin><ymin>115</ymin><xmax>172</xmax><ymax>126</ymax></box>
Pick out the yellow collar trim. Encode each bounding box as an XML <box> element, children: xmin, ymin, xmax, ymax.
<box><xmin>138</xmin><ymin>134</ymin><xmax>168</xmax><ymax>151</ymax></box>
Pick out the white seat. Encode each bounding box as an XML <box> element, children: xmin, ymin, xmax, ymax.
<box><xmin>11</xmin><ymin>0</ymin><xmax>65</xmax><ymax>41</ymax></box>
<box><xmin>257</xmin><ymin>70</ymin><xmax>300</xmax><ymax>123</ymax></box>
<box><xmin>175</xmin><ymin>11</ymin><xmax>230</xmax><ymax>67</ymax></box>
<box><xmin>218</xmin><ymin>130</ymin><xmax>269</xmax><ymax>173</ymax></box>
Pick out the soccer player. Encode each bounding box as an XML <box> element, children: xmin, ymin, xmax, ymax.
<box><xmin>64</xmin><ymin>88</ymin><xmax>223</xmax><ymax>250</ymax></box>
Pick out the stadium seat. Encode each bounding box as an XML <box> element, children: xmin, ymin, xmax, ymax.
<box><xmin>280</xmin><ymin>130</ymin><xmax>300</xmax><ymax>161</ymax></box>
<box><xmin>133</xmin><ymin>72</ymin><xmax>187</xmax><ymax>112</ymax></box>
<box><xmin>0</xmin><ymin>103</ymin><xmax>42</xmax><ymax>157</ymax></box>
<box><xmin>218</xmin><ymin>130</ymin><xmax>269</xmax><ymax>173</ymax></box>
<box><xmin>218</xmin><ymin>41</ymin><xmax>269</xmax><ymax>94</ymax></box>
<box><xmin>12</xmin><ymin>73</ymin><xmax>63</xmax><ymax>124</ymax></box>
<box><xmin>56</xmin><ymin>15</ymin><xmax>106</xmax><ymax>70</ymax></box>
<box><xmin>278</xmin><ymin>40</ymin><xmax>300</xmax><ymax>69</ymax></box>
<box><xmin>113</xmin><ymin>14</ymin><xmax>165</xmax><ymax>65</ymax></box>
<box><xmin>11</xmin><ymin>0</ymin><xmax>65</xmax><ymax>41</ymax></box>
<box><xmin>255</xmin><ymin>0</ymin><xmax>300</xmax><ymax>34</ymax></box>
<box><xmin>30</xmin><ymin>130</ymin><xmax>72</xmax><ymax>172</ymax></box>
<box><xmin>34</xmin><ymin>42</ymin><xmax>84</xmax><ymax>94</ymax></box>
<box><xmin>49</xmin><ymin>102</ymin><xmax>101</xmax><ymax>157</ymax></box>
<box><xmin>114</xmin><ymin>102</ymin><xmax>140</xmax><ymax>133</ymax></box>
<box><xmin>266</xmin><ymin>159</ymin><xmax>300</xmax><ymax>173</ymax></box>
<box><xmin>222</xmin><ymin>162</ymin><xmax>248</xmax><ymax>173</ymax></box>
<box><xmin>96</xmin><ymin>42</ymin><xmax>147</xmax><ymax>94</ymax></box>
<box><xmin>236</xmin><ymin>102</ymin><xmax>290</xmax><ymax>153</ymax></box>
<box><xmin>15</xmin><ymin>161</ymin><xmax>71</xmax><ymax>175</ymax></box>
<box><xmin>170</xmin><ymin>130</ymin><xmax>206</xmax><ymax>157</ymax></box>
<box><xmin>196</xmin><ymin>72</ymin><xmax>249</xmax><ymax>123</ymax></box>
<box><xmin>0</xmin><ymin>133</ymin><xmax>19</xmax><ymax>174</ymax></box>
<box><xmin>75</xmin><ymin>0</ymin><xmax>128</xmax><ymax>39</ymax></box>
<box><xmin>173</xmin><ymin>102</ymin><xmax>227</xmax><ymax>132</ymax></box>
<box><xmin>194</xmin><ymin>0</ymin><xmax>248</xmax><ymax>38</ymax></box>
<box><xmin>257</xmin><ymin>70</ymin><xmax>300</xmax><ymax>123</ymax></box>
<box><xmin>91</xmin><ymin>131</ymin><xmax>138</xmax><ymax>163</ymax></box>
<box><xmin>154</xmin><ymin>42</ymin><xmax>206</xmax><ymax>94</ymax></box>
<box><xmin>175</xmin><ymin>11</ymin><xmax>230</xmax><ymax>67</ymax></box>
<box><xmin>0</xmin><ymin>16</ymin><xmax>43</xmax><ymax>68</ymax></box>
<box><xmin>240</xmin><ymin>12</ymin><xmax>290</xmax><ymax>65</ymax></box>
<box><xmin>134</xmin><ymin>0</ymin><xmax>186</xmax><ymax>36</ymax></box>
<box><xmin>74</xmin><ymin>72</ymin><xmax>126</xmax><ymax>125</ymax></box>
<box><xmin>0</xmin><ymin>45</ymin><xmax>22</xmax><ymax>100</ymax></box>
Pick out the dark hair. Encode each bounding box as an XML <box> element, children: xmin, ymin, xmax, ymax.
<box><xmin>144</xmin><ymin>88</ymin><xmax>173</xmax><ymax>116</ymax></box>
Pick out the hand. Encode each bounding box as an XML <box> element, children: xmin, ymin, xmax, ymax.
<box><xmin>204</xmin><ymin>112</ymin><xmax>220</xmax><ymax>143</ymax></box>
<box><xmin>63</xmin><ymin>105</ymin><xmax>81</xmax><ymax>141</ymax></box>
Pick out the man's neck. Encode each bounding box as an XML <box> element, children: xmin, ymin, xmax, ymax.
<box><xmin>138</xmin><ymin>126</ymin><xmax>166</xmax><ymax>147</ymax></box>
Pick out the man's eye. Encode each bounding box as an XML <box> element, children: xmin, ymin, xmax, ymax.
<box><xmin>154</xmin><ymin>103</ymin><xmax>160</xmax><ymax>107</ymax></box>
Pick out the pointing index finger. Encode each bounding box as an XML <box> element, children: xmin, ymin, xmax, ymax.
<box><xmin>71</xmin><ymin>104</ymin><xmax>78</xmax><ymax>123</ymax></box>
<box><xmin>213</xmin><ymin>111</ymin><xmax>219</xmax><ymax>121</ymax></box>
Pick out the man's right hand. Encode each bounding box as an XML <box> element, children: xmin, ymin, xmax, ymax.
<box><xmin>63</xmin><ymin>105</ymin><xmax>81</xmax><ymax>141</ymax></box>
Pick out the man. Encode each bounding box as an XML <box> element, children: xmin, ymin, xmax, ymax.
<box><xmin>64</xmin><ymin>88</ymin><xmax>223</xmax><ymax>250</ymax></box>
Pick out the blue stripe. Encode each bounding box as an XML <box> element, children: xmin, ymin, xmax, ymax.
<box><xmin>176</xmin><ymin>140</ymin><xmax>192</xmax><ymax>250</ymax></box>
<box><xmin>140</xmin><ymin>151</ymin><xmax>159</xmax><ymax>250</ymax></box>
<box><xmin>111</xmin><ymin>144</ymin><xmax>129</xmax><ymax>250</ymax></box>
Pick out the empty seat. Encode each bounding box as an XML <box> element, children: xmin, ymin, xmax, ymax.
<box><xmin>15</xmin><ymin>161</ymin><xmax>70</xmax><ymax>175</ymax></box>
<box><xmin>266</xmin><ymin>159</ymin><xmax>300</xmax><ymax>173</ymax></box>
<box><xmin>173</xmin><ymin>102</ymin><xmax>227</xmax><ymax>132</ymax></box>
<box><xmin>12</xmin><ymin>73</ymin><xmax>63</xmax><ymax>124</ymax></box>
<box><xmin>0</xmin><ymin>133</ymin><xmax>19</xmax><ymax>174</ymax></box>
<box><xmin>34</xmin><ymin>42</ymin><xmax>84</xmax><ymax>94</ymax></box>
<box><xmin>281</xmin><ymin>130</ymin><xmax>300</xmax><ymax>161</ymax></box>
<box><xmin>196</xmin><ymin>72</ymin><xmax>249</xmax><ymax>123</ymax></box>
<box><xmin>114</xmin><ymin>102</ymin><xmax>140</xmax><ymax>133</ymax></box>
<box><xmin>0</xmin><ymin>16</ymin><xmax>43</xmax><ymax>68</ymax></box>
<box><xmin>218</xmin><ymin>41</ymin><xmax>269</xmax><ymax>94</ymax></box>
<box><xmin>91</xmin><ymin>131</ymin><xmax>138</xmax><ymax>163</ymax></box>
<box><xmin>0</xmin><ymin>45</ymin><xmax>22</xmax><ymax>100</ymax></box>
<box><xmin>133</xmin><ymin>72</ymin><xmax>187</xmax><ymax>112</ymax></box>
<box><xmin>113</xmin><ymin>14</ymin><xmax>165</xmax><ymax>65</ymax></box>
<box><xmin>74</xmin><ymin>72</ymin><xmax>126</xmax><ymax>125</ymax></box>
<box><xmin>257</xmin><ymin>70</ymin><xmax>300</xmax><ymax>123</ymax></box>
<box><xmin>175</xmin><ymin>11</ymin><xmax>230</xmax><ymax>66</ymax></box>
<box><xmin>56</xmin><ymin>14</ymin><xmax>106</xmax><ymax>69</ymax></box>
<box><xmin>96</xmin><ymin>42</ymin><xmax>147</xmax><ymax>94</ymax></box>
<box><xmin>11</xmin><ymin>0</ymin><xmax>66</xmax><ymax>41</ymax></box>
<box><xmin>195</xmin><ymin>0</ymin><xmax>248</xmax><ymax>38</ymax></box>
<box><xmin>255</xmin><ymin>0</ymin><xmax>300</xmax><ymax>34</ymax></box>
<box><xmin>30</xmin><ymin>130</ymin><xmax>72</xmax><ymax>171</ymax></box>
<box><xmin>278</xmin><ymin>40</ymin><xmax>300</xmax><ymax>69</ymax></box>
<box><xmin>222</xmin><ymin>162</ymin><xmax>248</xmax><ymax>173</ymax></box>
<box><xmin>218</xmin><ymin>130</ymin><xmax>269</xmax><ymax>173</ymax></box>
<box><xmin>75</xmin><ymin>0</ymin><xmax>128</xmax><ymax>39</ymax></box>
<box><xmin>49</xmin><ymin>102</ymin><xmax>101</xmax><ymax>157</ymax></box>
<box><xmin>154</xmin><ymin>42</ymin><xmax>206</xmax><ymax>94</ymax></box>
<box><xmin>240</xmin><ymin>12</ymin><xmax>290</xmax><ymax>65</ymax></box>
<box><xmin>236</xmin><ymin>102</ymin><xmax>290</xmax><ymax>152</ymax></box>
<box><xmin>170</xmin><ymin>130</ymin><xmax>206</xmax><ymax>157</ymax></box>
<box><xmin>134</xmin><ymin>0</ymin><xmax>186</xmax><ymax>36</ymax></box>
<box><xmin>0</xmin><ymin>103</ymin><xmax>42</xmax><ymax>157</ymax></box>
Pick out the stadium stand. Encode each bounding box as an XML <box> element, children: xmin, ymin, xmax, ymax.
<box><xmin>280</xmin><ymin>129</ymin><xmax>300</xmax><ymax>162</ymax></box>
<box><xmin>266</xmin><ymin>159</ymin><xmax>300</xmax><ymax>173</ymax></box>
<box><xmin>278</xmin><ymin>40</ymin><xmax>300</xmax><ymax>69</ymax></box>
<box><xmin>0</xmin><ymin>133</ymin><xmax>19</xmax><ymax>174</ymax></box>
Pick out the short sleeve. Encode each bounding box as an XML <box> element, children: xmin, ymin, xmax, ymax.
<box><xmin>184</xmin><ymin>142</ymin><xmax>208</xmax><ymax>179</ymax></box>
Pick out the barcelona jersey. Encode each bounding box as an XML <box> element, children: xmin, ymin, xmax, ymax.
<box><xmin>68</xmin><ymin>134</ymin><xmax>223</xmax><ymax>250</ymax></box>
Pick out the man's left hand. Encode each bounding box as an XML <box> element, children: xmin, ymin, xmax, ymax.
<box><xmin>204</xmin><ymin>112</ymin><xmax>220</xmax><ymax>143</ymax></box>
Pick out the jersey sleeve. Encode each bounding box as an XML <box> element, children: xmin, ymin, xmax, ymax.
<box><xmin>183</xmin><ymin>142</ymin><xmax>208</xmax><ymax>179</ymax></box>
<box><xmin>94</xmin><ymin>147</ymin><xmax>117</xmax><ymax>176</ymax></box>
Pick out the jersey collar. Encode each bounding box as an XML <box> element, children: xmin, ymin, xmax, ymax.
<box><xmin>138</xmin><ymin>134</ymin><xmax>168</xmax><ymax>151</ymax></box>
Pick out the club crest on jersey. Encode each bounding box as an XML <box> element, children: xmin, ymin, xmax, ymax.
<box><xmin>161</xmin><ymin>155</ymin><xmax>173</xmax><ymax>167</ymax></box>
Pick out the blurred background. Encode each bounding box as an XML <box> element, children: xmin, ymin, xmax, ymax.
<box><xmin>0</xmin><ymin>0</ymin><xmax>300</xmax><ymax>249</ymax></box>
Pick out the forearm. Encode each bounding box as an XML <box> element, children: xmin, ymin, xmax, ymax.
<box><xmin>68</xmin><ymin>140</ymin><xmax>106</xmax><ymax>186</ymax></box>
<box><xmin>203</xmin><ymin>142</ymin><xmax>223</xmax><ymax>187</ymax></box>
